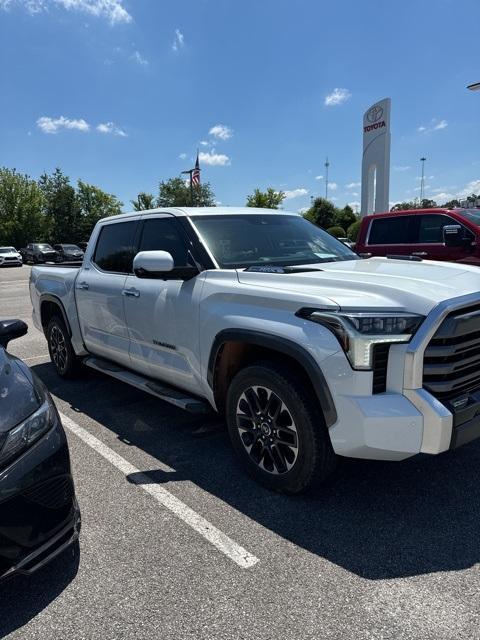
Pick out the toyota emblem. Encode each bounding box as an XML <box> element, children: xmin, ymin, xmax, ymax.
<box><xmin>367</xmin><ymin>105</ymin><xmax>384</xmax><ymax>123</ymax></box>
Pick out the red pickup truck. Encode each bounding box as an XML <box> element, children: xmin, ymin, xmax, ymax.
<box><xmin>355</xmin><ymin>208</ymin><xmax>480</xmax><ymax>265</ymax></box>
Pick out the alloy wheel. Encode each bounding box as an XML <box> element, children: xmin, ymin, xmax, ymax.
<box><xmin>50</xmin><ymin>325</ymin><xmax>68</xmax><ymax>373</ymax></box>
<box><xmin>236</xmin><ymin>385</ymin><xmax>299</xmax><ymax>475</ymax></box>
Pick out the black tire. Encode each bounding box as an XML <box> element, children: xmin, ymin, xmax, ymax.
<box><xmin>226</xmin><ymin>361</ymin><xmax>337</xmax><ymax>494</ymax></box>
<box><xmin>47</xmin><ymin>316</ymin><xmax>81</xmax><ymax>378</ymax></box>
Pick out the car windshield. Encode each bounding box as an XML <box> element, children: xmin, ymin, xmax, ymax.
<box><xmin>190</xmin><ymin>214</ymin><xmax>359</xmax><ymax>268</ymax></box>
<box><xmin>62</xmin><ymin>244</ymin><xmax>82</xmax><ymax>251</ymax></box>
<box><xmin>457</xmin><ymin>209</ymin><xmax>480</xmax><ymax>226</ymax></box>
<box><xmin>0</xmin><ymin>247</ymin><xmax>16</xmax><ymax>253</ymax></box>
<box><xmin>37</xmin><ymin>244</ymin><xmax>53</xmax><ymax>250</ymax></box>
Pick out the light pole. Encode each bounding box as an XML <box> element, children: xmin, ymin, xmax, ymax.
<box><xmin>419</xmin><ymin>157</ymin><xmax>426</xmax><ymax>205</ymax></box>
<box><xmin>324</xmin><ymin>157</ymin><xmax>329</xmax><ymax>200</ymax></box>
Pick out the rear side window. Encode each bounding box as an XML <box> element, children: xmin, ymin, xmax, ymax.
<box><xmin>139</xmin><ymin>218</ymin><xmax>190</xmax><ymax>265</ymax></box>
<box><xmin>368</xmin><ymin>216</ymin><xmax>412</xmax><ymax>245</ymax></box>
<box><xmin>93</xmin><ymin>221</ymin><xmax>138</xmax><ymax>273</ymax></box>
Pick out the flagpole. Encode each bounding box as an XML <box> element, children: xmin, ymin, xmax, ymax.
<box><xmin>189</xmin><ymin>170</ymin><xmax>194</xmax><ymax>206</ymax></box>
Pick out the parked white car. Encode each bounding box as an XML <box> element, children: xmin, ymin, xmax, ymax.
<box><xmin>29</xmin><ymin>207</ymin><xmax>480</xmax><ymax>493</ymax></box>
<box><xmin>0</xmin><ymin>246</ymin><xmax>22</xmax><ymax>267</ymax></box>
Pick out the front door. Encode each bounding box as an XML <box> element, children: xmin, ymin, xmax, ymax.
<box><xmin>410</xmin><ymin>213</ymin><xmax>476</xmax><ymax>263</ymax></box>
<box><xmin>75</xmin><ymin>219</ymin><xmax>139</xmax><ymax>368</ymax></box>
<box><xmin>123</xmin><ymin>215</ymin><xmax>205</xmax><ymax>395</ymax></box>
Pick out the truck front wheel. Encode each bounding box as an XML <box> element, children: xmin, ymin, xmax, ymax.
<box><xmin>226</xmin><ymin>362</ymin><xmax>337</xmax><ymax>494</ymax></box>
<box><xmin>47</xmin><ymin>316</ymin><xmax>81</xmax><ymax>378</ymax></box>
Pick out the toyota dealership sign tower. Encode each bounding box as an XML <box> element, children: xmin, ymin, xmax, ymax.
<box><xmin>361</xmin><ymin>98</ymin><xmax>391</xmax><ymax>216</ymax></box>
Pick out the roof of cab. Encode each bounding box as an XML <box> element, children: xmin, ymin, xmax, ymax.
<box><xmin>98</xmin><ymin>206</ymin><xmax>301</xmax><ymax>225</ymax></box>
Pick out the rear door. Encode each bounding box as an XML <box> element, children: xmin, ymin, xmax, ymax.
<box><xmin>365</xmin><ymin>215</ymin><xmax>416</xmax><ymax>256</ymax></box>
<box><xmin>409</xmin><ymin>213</ymin><xmax>475</xmax><ymax>262</ymax></box>
<box><xmin>123</xmin><ymin>214</ymin><xmax>205</xmax><ymax>395</ymax></box>
<box><xmin>75</xmin><ymin>218</ymin><xmax>139</xmax><ymax>367</ymax></box>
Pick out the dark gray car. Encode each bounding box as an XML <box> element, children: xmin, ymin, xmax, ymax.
<box><xmin>24</xmin><ymin>243</ymin><xmax>57</xmax><ymax>264</ymax></box>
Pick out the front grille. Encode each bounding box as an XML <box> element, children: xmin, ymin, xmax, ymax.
<box><xmin>423</xmin><ymin>305</ymin><xmax>480</xmax><ymax>402</ymax></box>
<box><xmin>22</xmin><ymin>475</ymin><xmax>74</xmax><ymax>510</ymax></box>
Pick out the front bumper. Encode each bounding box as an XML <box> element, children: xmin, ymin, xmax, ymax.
<box><xmin>0</xmin><ymin>418</ymin><xmax>80</xmax><ymax>581</ymax></box>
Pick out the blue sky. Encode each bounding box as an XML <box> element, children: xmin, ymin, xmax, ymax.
<box><xmin>1</xmin><ymin>0</ymin><xmax>479</xmax><ymax>213</ymax></box>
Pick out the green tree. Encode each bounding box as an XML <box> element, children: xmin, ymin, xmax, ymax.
<box><xmin>390</xmin><ymin>201</ymin><xmax>417</xmax><ymax>211</ymax></box>
<box><xmin>347</xmin><ymin>220</ymin><xmax>362</xmax><ymax>241</ymax></box>
<box><xmin>246</xmin><ymin>188</ymin><xmax>285</xmax><ymax>209</ymax></box>
<box><xmin>75</xmin><ymin>180</ymin><xmax>123</xmax><ymax>241</ymax></box>
<box><xmin>131</xmin><ymin>192</ymin><xmax>156</xmax><ymax>211</ymax></box>
<box><xmin>442</xmin><ymin>199</ymin><xmax>461</xmax><ymax>209</ymax></box>
<box><xmin>157</xmin><ymin>177</ymin><xmax>216</xmax><ymax>207</ymax></box>
<box><xmin>334</xmin><ymin>204</ymin><xmax>357</xmax><ymax>230</ymax></box>
<box><xmin>327</xmin><ymin>225</ymin><xmax>346</xmax><ymax>238</ymax></box>
<box><xmin>420</xmin><ymin>198</ymin><xmax>437</xmax><ymax>209</ymax></box>
<box><xmin>303</xmin><ymin>197</ymin><xmax>337</xmax><ymax>229</ymax></box>
<box><xmin>38</xmin><ymin>168</ymin><xmax>79</xmax><ymax>243</ymax></box>
<box><xmin>0</xmin><ymin>168</ymin><xmax>46</xmax><ymax>247</ymax></box>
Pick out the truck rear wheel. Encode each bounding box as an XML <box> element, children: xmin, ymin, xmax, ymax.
<box><xmin>226</xmin><ymin>362</ymin><xmax>337</xmax><ymax>494</ymax></box>
<box><xmin>47</xmin><ymin>316</ymin><xmax>81</xmax><ymax>378</ymax></box>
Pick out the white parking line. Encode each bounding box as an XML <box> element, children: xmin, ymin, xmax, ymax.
<box><xmin>0</xmin><ymin>280</ymin><xmax>29</xmax><ymax>285</ymax></box>
<box><xmin>23</xmin><ymin>354</ymin><xmax>50</xmax><ymax>362</ymax></box>
<box><xmin>60</xmin><ymin>412</ymin><xmax>259</xmax><ymax>570</ymax></box>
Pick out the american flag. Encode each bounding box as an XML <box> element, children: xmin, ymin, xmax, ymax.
<box><xmin>191</xmin><ymin>153</ymin><xmax>200</xmax><ymax>187</ymax></box>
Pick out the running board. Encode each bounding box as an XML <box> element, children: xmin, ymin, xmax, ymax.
<box><xmin>83</xmin><ymin>357</ymin><xmax>210</xmax><ymax>414</ymax></box>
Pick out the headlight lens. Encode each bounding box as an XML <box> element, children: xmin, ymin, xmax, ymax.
<box><xmin>0</xmin><ymin>398</ymin><xmax>56</xmax><ymax>467</ymax></box>
<box><xmin>299</xmin><ymin>310</ymin><xmax>424</xmax><ymax>370</ymax></box>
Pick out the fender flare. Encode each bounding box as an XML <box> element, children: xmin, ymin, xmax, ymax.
<box><xmin>39</xmin><ymin>294</ymin><xmax>72</xmax><ymax>337</ymax></box>
<box><xmin>207</xmin><ymin>329</ymin><xmax>337</xmax><ymax>427</ymax></box>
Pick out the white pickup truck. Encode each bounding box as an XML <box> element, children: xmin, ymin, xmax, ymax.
<box><xmin>30</xmin><ymin>207</ymin><xmax>480</xmax><ymax>493</ymax></box>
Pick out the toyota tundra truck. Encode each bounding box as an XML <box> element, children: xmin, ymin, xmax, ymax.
<box><xmin>29</xmin><ymin>207</ymin><xmax>480</xmax><ymax>493</ymax></box>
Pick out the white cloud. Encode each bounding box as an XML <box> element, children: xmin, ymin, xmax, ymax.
<box><xmin>0</xmin><ymin>0</ymin><xmax>132</xmax><ymax>23</ymax></box>
<box><xmin>431</xmin><ymin>192</ymin><xmax>455</xmax><ymax>202</ymax></box>
<box><xmin>415</xmin><ymin>175</ymin><xmax>434</xmax><ymax>181</ymax></box>
<box><xmin>284</xmin><ymin>188</ymin><xmax>308</xmax><ymax>200</ymax></box>
<box><xmin>172</xmin><ymin>28</ymin><xmax>184</xmax><ymax>51</ymax></box>
<box><xmin>298</xmin><ymin>207</ymin><xmax>309</xmax><ymax>214</ymax></box>
<box><xmin>199</xmin><ymin>140</ymin><xmax>209</xmax><ymax>146</ymax></box>
<box><xmin>199</xmin><ymin>151</ymin><xmax>230</xmax><ymax>166</ymax></box>
<box><xmin>131</xmin><ymin>50</ymin><xmax>148</xmax><ymax>65</ymax></box>
<box><xmin>418</xmin><ymin>118</ymin><xmax>448</xmax><ymax>133</ymax></box>
<box><xmin>458</xmin><ymin>180</ymin><xmax>480</xmax><ymax>197</ymax></box>
<box><xmin>324</xmin><ymin>88</ymin><xmax>351</xmax><ymax>106</ymax></box>
<box><xmin>37</xmin><ymin>115</ymin><xmax>90</xmax><ymax>134</ymax></box>
<box><xmin>96</xmin><ymin>121</ymin><xmax>127</xmax><ymax>136</ymax></box>
<box><xmin>350</xmin><ymin>192</ymin><xmax>359</xmax><ymax>197</ymax></box>
<box><xmin>178</xmin><ymin>152</ymin><xmax>187</xmax><ymax>160</ymax></box>
<box><xmin>328</xmin><ymin>182</ymin><xmax>338</xmax><ymax>191</ymax></box>
<box><xmin>348</xmin><ymin>201</ymin><xmax>360</xmax><ymax>211</ymax></box>
<box><xmin>394</xmin><ymin>165</ymin><xmax>411</xmax><ymax>171</ymax></box>
<box><xmin>315</xmin><ymin>175</ymin><xmax>323</xmax><ymax>181</ymax></box>
<box><xmin>209</xmin><ymin>124</ymin><xmax>233</xmax><ymax>140</ymax></box>
<box><xmin>346</xmin><ymin>182</ymin><xmax>360</xmax><ymax>189</ymax></box>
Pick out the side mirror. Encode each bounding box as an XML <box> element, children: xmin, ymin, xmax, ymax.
<box><xmin>133</xmin><ymin>250</ymin><xmax>198</xmax><ymax>281</ymax></box>
<box><xmin>443</xmin><ymin>224</ymin><xmax>465</xmax><ymax>247</ymax></box>
<box><xmin>0</xmin><ymin>319</ymin><xmax>28</xmax><ymax>349</ymax></box>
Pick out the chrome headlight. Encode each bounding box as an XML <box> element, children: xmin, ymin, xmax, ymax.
<box><xmin>299</xmin><ymin>310</ymin><xmax>424</xmax><ymax>370</ymax></box>
<box><xmin>0</xmin><ymin>398</ymin><xmax>56</xmax><ymax>467</ymax></box>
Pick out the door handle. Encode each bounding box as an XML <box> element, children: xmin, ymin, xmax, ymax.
<box><xmin>411</xmin><ymin>251</ymin><xmax>428</xmax><ymax>256</ymax></box>
<box><xmin>122</xmin><ymin>289</ymin><xmax>140</xmax><ymax>298</ymax></box>
<box><xmin>76</xmin><ymin>282</ymin><xmax>89</xmax><ymax>290</ymax></box>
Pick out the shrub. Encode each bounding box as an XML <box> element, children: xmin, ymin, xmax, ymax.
<box><xmin>347</xmin><ymin>220</ymin><xmax>362</xmax><ymax>241</ymax></box>
<box><xmin>326</xmin><ymin>225</ymin><xmax>346</xmax><ymax>238</ymax></box>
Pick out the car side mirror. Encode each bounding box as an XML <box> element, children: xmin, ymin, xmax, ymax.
<box><xmin>443</xmin><ymin>224</ymin><xmax>465</xmax><ymax>247</ymax></box>
<box><xmin>0</xmin><ymin>319</ymin><xmax>28</xmax><ymax>349</ymax></box>
<box><xmin>133</xmin><ymin>250</ymin><xmax>198</xmax><ymax>281</ymax></box>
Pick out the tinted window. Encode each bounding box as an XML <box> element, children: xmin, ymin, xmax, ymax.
<box><xmin>416</xmin><ymin>214</ymin><xmax>473</xmax><ymax>243</ymax></box>
<box><xmin>139</xmin><ymin>218</ymin><xmax>189</xmax><ymax>265</ymax></box>
<box><xmin>93</xmin><ymin>221</ymin><xmax>138</xmax><ymax>273</ymax></box>
<box><xmin>368</xmin><ymin>217</ymin><xmax>412</xmax><ymax>245</ymax></box>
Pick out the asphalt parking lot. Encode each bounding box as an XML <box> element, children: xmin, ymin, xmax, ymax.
<box><xmin>1</xmin><ymin>265</ymin><xmax>480</xmax><ymax>640</ymax></box>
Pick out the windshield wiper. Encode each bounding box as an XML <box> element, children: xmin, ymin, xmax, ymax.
<box><xmin>244</xmin><ymin>265</ymin><xmax>323</xmax><ymax>274</ymax></box>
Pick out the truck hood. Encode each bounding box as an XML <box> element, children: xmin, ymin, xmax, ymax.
<box><xmin>237</xmin><ymin>257</ymin><xmax>480</xmax><ymax>315</ymax></box>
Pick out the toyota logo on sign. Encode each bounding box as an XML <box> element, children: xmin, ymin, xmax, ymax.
<box><xmin>367</xmin><ymin>105</ymin><xmax>384</xmax><ymax>123</ymax></box>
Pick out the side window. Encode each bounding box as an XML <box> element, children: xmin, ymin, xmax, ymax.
<box><xmin>416</xmin><ymin>214</ymin><xmax>471</xmax><ymax>243</ymax></box>
<box><xmin>368</xmin><ymin>216</ymin><xmax>412</xmax><ymax>245</ymax></box>
<box><xmin>93</xmin><ymin>221</ymin><xmax>138</xmax><ymax>273</ymax></box>
<box><xmin>138</xmin><ymin>218</ymin><xmax>190</xmax><ymax>265</ymax></box>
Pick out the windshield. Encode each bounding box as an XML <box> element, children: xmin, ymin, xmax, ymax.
<box><xmin>0</xmin><ymin>247</ymin><xmax>16</xmax><ymax>253</ymax></box>
<box><xmin>190</xmin><ymin>214</ymin><xmax>358</xmax><ymax>268</ymax></box>
<box><xmin>37</xmin><ymin>244</ymin><xmax>53</xmax><ymax>250</ymax></box>
<box><xmin>62</xmin><ymin>244</ymin><xmax>82</xmax><ymax>251</ymax></box>
<box><xmin>457</xmin><ymin>209</ymin><xmax>480</xmax><ymax>226</ymax></box>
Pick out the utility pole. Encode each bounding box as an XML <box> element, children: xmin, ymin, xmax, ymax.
<box><xmin>419</xmin><ymin>157</ymin><xmax>426</xmax><ymax>205</ymax></box>
<box><xmin>325</xmin><ymin>157</ymin><xmax>329</xmax><ymax>200</ymax></box>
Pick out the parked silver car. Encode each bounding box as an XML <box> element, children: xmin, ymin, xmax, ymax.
<box><xmin>0</xmin><ymin>246</ymin><xmax>23</xmax><ymax>267</ymax></box>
